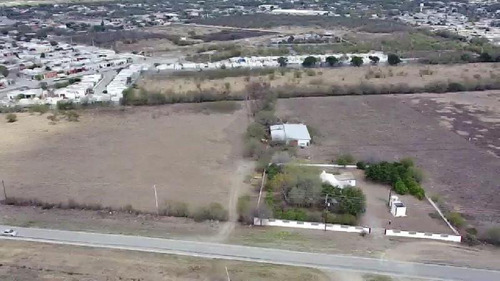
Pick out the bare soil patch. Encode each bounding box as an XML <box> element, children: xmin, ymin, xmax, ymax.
<box><xmin>403</xmin><ymin>91</ymin><xmax>500</xmax><ymax>158</ymax></box>
<box><xmin>0</xmin><ymin>104</ymin><xmax>248</xmax><ymax>212</ymax></box>
<box><xmin>276</xmin><ymin>95</ymin><xmax>500</xmax><ymax>229</ymax></box>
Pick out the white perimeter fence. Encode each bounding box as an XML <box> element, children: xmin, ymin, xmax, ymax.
<box><xmin>254</xmin><ymin>217</ymin><xmax>370</xmax><ymax>234</ymax></box>
<box><xmin>385</xmin><ymin>229</ymin><xmax>462</xmax><ymax>243</ymax></box>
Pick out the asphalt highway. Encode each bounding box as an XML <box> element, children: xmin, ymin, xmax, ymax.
<box><xmin>1</xmin><ymin>225</ymin><xmax>499</xmax><ymax>281</ymax></box>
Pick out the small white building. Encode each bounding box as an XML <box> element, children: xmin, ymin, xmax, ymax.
<box><xmin>389</xmin><ymin>195</ymin><xmax>407</xmax><ymax>217</ymax></box>
<box><xmin>320</xmin><ymin>171</ymin><xmax>356</xmax><ymax>189</ymax></box>
<box><xmin>270</xmin><ymin>123</ymin><xmax>311</xmax><ymax>148</ymax></box>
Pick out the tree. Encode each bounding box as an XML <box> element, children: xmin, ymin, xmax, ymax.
<box><xmin>350</xmin><ymin>56</ymin><xmax>363</xmax><ymax>67</ymax></box>
<box><xmin>277</xmin><ymin>56</ymin><xmax>288</xmax><ymax>67</ymax></box>
<box><xmin>368</xmin><ymin>56</ymin><xmax>380</xmax><ymax>65</ymax></box>
<box><xmin>49</xmin><ymin>40</ymin><xmax>58</xmax><ymax>46</ymax></box>
<box><xmin>40</xmin><ymin>53</ymin><xmax>46</xmax><ymax>58</ymax></box>
<box><xmin>337</xmin><ymin>187</ymin><xmax>366</xmax><ymax>216</ymax></box>
<box><xmin>394</xmin><ymin>179</ymin><xmax>408</xmax><ymax>195</ymax></box>
<box><xmin>478</xmin><ymin>52</ymin><xmax>493</xmax><ymax>62</ymax></box>
<box><xmin>325</xmin><ymin>56</ymin><xmax>339</xmax><ymax>67</ymax></box>
<box><xmin>255</xmin><ymin>110</ymin><xmax>278</xmax><ymax>127</ymax></box>
<box><xmin>0</xmin><ymin>65</ymin><xmax>9</xmax><ymax>77</ymax></box>
<box><xmin>387</xmin><ymin>53</ymin><xmax>402</xmax><ymax>65</ymax></box>
<box><xmin>302</xmin><ymin>56</ymin><xmax>317</xmax><ymax>68</ymax></box>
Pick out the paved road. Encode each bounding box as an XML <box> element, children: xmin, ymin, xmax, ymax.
<box><xmin>0</xmin><ymin>225</ymin><xmax>499</xmax><ymax>281</ymax></box>
<box><xmin>93</xmin><ymin>70</ymin><xmax>117</xmax><ymax>95</ymax></box>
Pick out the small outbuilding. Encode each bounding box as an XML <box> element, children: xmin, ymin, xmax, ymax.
<box><xmin>389</xmin><ymin>195</ymin><xmax>407</xmax><ymax>217</ymax></box>
<box><xmin>270</xmin><ymin>123</ymin><xmax>311</xmax><ymax>148</ymax></box>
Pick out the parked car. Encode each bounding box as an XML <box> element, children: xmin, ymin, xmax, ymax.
<box><xmin>1</xmin><ymin>229</ymin><xmax>17</xmax><ymax>237</ymax></box>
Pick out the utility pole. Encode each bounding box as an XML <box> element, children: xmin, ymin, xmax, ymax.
<box><xmin>153</xmin><ymin>184</ymin><xmax>159</xmax><ymax>215</ymax></box>
<box><xmin>2</xmin><ymin>180</ymin><xmax>7</xmax><ymax>200</ymax></box>
<box><xmin>324</xmin><ymin>194</ymin><xmax>329</xmax><ymax>231</ymax></box>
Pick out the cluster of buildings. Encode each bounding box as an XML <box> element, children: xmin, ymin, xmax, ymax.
<box><xmin>0</xmin><ymin>31</ymin><xmax>147</xmax><ymax>108</ymax></box>
<box><xmin>157</xmin><ymin>52</ymin><xmax>388</xmax><ymax>71</ymax></box>
<box><xmin>398</xmin><ymin>3</ymin><xmax>500</xmax><ymax>46</ymax></box>
<box><xmin>270</xmin><ymin>33</ymin><xmax>342</xmax><ymax>45</ymax></box>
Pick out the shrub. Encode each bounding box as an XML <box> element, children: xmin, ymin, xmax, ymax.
<box><xmin>394</xmin><ymin>179</ymin><xmax>408</xmax><ymax>195</ymax></box>
<box><xmin>483</xmin><ymin>227</ymin><xmax>500</xmax><ymax>246</ymax></box>
<box><xmin>57</xmin><ymin>101</ymin><xmax>76</xmax><ymax>110</ymax></box>
<box><xmin>5</xmin><ymin>113</ymin><xmax>17</xmax><ymax>123</ymax></box>
<box><xmin>237</xmin><ymin>195</ymin><xmax>253</xmax><ymax>224</ymax></box>
<box><xmin>447</xmin><ymin>82</ymin><xmax>466</xmax><ymax>92</ymax></box>
<box><xmin>246</xmin><ymin>122</ymin><xmax>267</xmax><ymax>139</ymax></box>
<box><xmin>356</xmin><ymin>161</ymin><xmax>367</xmax><ymax>170</ymax></box>
<box><xmin>350</xmin><ymin>56</ymin><xmax>363</xmax><ymax>67</ymax></box>
<box><xmin>305</xmin><ymin>69</ymin><xmax>316</xmax><ymax>76</ymax></box>
<box><xmin>463</xmin><ymin>233</ymin><xmax>481</xmax><ymax>246</ymax></box>
<box><xmin>161</xmin><ymin>201</ymin><xmax>190</xmax><ymax>217</ymax></box>
<box><xmin>276</xmin><ymin>208</ymin><xmax>308</xmax><ymax>221</ymax></box>
<box><xmin>425</xmin><ymin>81</ymin><xmax>448</xmax><ymax>93</ymax></box>
<box><xmin>29</xmin><ymin>104</ymin><xmax>50</xmax><ymax>115</ymax></box>
<box><xmin>446</xmin><ymin>212</ymin><xmax>465</xmax><ymax>228</ymax></box>
<box><xmin>387</xmin><ymin>54</ymin><xmax>401</xmax><ymax>65</ymax></box>
<box><xmin>302</xmin><ymin>56</ymin><xmax>317</xmax><ymax>67</ymax></box>
<box><xmin>325</xmin><ymin>213</ymin><xmax>358</xmax><ymax>225</ymax></box>
<box><xmin>336</xmin><ymin>154</ymin><xmax>355</xmax><ymax>165</ymax></box>
<box><xmin>47</xmin><ymin>114</ymin><xmax>58</xmax><ymax>122</ymax></box>
<box><xmin>147</xmin><ymin>93</ymin><xmax>167</xmax><ymax>105</ymax></box>
<box><xmin>192</xmin><ymin>203</ymin><xmax>228</xmax><ymax>222</ymax></box>
<box><xmin>243</xmin><ymin>138</ymin><xmax>265</xmax><ymax>159</ymax></box>
<box><xmin>254</xmin><ymin>110</ymin><xmax>278</xmax><ymax>127</ymax></box>
<box><xmin>65</xmin><ymin>111</ymin><xmax>79</xmax><ymax>122</ymax></box>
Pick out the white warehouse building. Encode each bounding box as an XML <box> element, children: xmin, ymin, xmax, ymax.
<box><xmin>270</xmin><ymin>123</ymin><xmax>311</xmax><ymax>148</ymax></box>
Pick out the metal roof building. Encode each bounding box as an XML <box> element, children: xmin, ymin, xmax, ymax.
<box><xmin>270</xmin><ymin>124</ymin><xmax>311</xmax><ymax>148</ymax></box>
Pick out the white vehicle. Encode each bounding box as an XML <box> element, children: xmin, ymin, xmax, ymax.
<box><xmin>1</xmin><ymin>229</ymin><xmax>17</xmax><ymax>237</ymax></box>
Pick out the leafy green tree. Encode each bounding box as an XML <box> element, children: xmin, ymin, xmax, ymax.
<box><xmin>394</xmin><ymin>179</ymin><xmax>408</xmax><ymax>195</ymax></box>
<box><xmin>368</xmin><ymin>55</ymin><xmax>380</xmax><ymax>65</ymax></box>
<box><xmin>387</xmin><ymin>53</ymin><xmax>402</xmax><ymax>65</ymax></box>
<box><xmin>350</xmin><ymin>56</ymin><xmax>363</xmax><ymax>67</ymax></box>
<box><xmin>325</xmin><ymin>56</ymin><xmax>339</xmax><ymax>67</ymax></box>
<box><xmin>302</xmin><ymin>56</ymin><xmax>317</xmax><ymax>68</ymax></box>
<box><xmin>337</xmin><ymin>187</ymin><xmax>366</xmax><ymax>216</ymax></box>
<box><xmin>277</xmin><ymin>56</ymin><xmax>288</xmax><ymax>67</ymax></box>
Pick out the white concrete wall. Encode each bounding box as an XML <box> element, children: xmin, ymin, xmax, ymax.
<box><xmin>385</xmin><ymin>229</ymin><xmax>461</xmax><ymax>243</ymax></box>
<box><xmin>254</xmin><ymin>218</ymin><xmax>370</xmax><ymax>234</ymax></box>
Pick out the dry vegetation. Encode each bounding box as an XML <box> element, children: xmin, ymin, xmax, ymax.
<box><xmin>138</xmin><ymin>63</ymin><xmax>500</xmax><ymax>101</ymax></box>
<box><xmin>0</xmin><ymin>240</ymin><xmax>329</xmax><ymax>281</ymax></box>
<box><xmin>0</xmin><ymin>104</ymin><xmax>248</xmax><ymax>214</ymax></box>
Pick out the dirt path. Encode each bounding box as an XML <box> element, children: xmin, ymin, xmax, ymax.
<box><xmin>211</xmin><ymin>160</ymin><xmax>254</xmax><ymax>242</ymax></box>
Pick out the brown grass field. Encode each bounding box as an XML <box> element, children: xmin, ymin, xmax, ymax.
<box><xmin>0</xmin><ymin>103</ymin><xmax>249</xmax><ymax>212</ymax></box>
<box><xmin>0</xmin><ymin>240</ymin><xmax>330</xmax><ymax>281</ymax></box>
<box><xmin>276</xmin><ymin>92</ymin><xmax>500</xmax><ymax>230</ymax></box>
<box><xmin>139</xmin><ymin>63</ymin><xmax>500</xmax><ymax>97</ymax></box>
